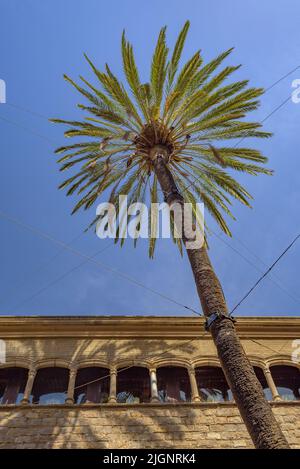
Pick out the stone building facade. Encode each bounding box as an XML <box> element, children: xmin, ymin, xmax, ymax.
<box><xmin>0</xmin><ymin>315</ymin><xmax>300</xmax><ymax>449</ymax></box>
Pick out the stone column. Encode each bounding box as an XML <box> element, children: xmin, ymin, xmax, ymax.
<box><xmin>263</xmin><ymin>365</ymin><xmax>281</xmax><ymax>401</ymax></box>
<box><xmin>149</xmin><ymin>367</ymin><xmax>159</xmax><ymax>402</ymax></box>
<box><xmin>65</xmin><ymin>367</ymin><xmax>77</xmax><ymax>404</ymax></box>
<box><xmin>188</xmin><ymin>367</ymin><xmax>201</xmax><ymax>402</ymax></box>
<box><xmin>108</xmin><ymin>367</ymin><xmax>117</xmax><ymax>403</ymax></box>
<box><xmin>21</xmin><ymin>368</ymin><xmax>37</xmax><ymax>404</ymax></box>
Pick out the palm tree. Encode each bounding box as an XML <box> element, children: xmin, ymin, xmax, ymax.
<box><xmin>51</xmin><ymin>22</ymin><xmax>289</xmax><ymax>448</ymax></box>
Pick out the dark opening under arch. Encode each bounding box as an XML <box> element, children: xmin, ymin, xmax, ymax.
<box><xmin>195</xmin><ymin>366</ymin><xmax>232</xmax><ymax>402</ymax></box>
<box><xmin>0</xmin><ymin>367</ymin><xmax>28</xmax><ymax>404</ymax></box>
<box><xmin>75</xmin><ymin>367</ymin><xmax>109</xmax><ymax>404</ymax></box>
<box><xmin>270</xmin><ymin>365</ymin><xmax>300</xmax><ymax>401</ymax></box>
<box><xmin>157</xmin><ymin>366</ymin><xmax>191</xmax><ymax>402</ymax></box>
<box><xmin>117</xmin><ymin>366</ymin><xmax>150</xmax><ymax>403</ymax></box>
<box><xmin>31</xmin><ymin>367</ymin><xmax>68</xmax><ymax>404</ymax></box>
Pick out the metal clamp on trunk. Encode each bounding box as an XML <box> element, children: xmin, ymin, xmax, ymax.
<box><xmin>205</xmin><ymin>311</ymin><xmax>236</xmax><ymax>331</ymax></box>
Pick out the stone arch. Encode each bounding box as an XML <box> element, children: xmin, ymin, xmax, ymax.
<box><xmin>191</xmin><ymin>357</ymin><xmax>221</xmax><ymax>368</ymax></box>
<box><xmin>0</xmin><ymin>357</ymin><xmax>32</xmax><ymax>370</ymax></box>
<box><xmin>34</xmin><ymin>358</ymin><xmax>70</xmax><ymax>370</ymax></box>
<box><xmin>75</xmin><ymin>359</ymin><xmax>110</xmax><ymax>370</ymax></box>
<box><xmin>115</xmin><ymin>359</ymin><xmax>151</xmax><ymax>370</ymax></box>
<box><xmin>266</xmin><ymin>356</ymin><xmax>300</xmax><ymax>369</ymax></box>
<box><xmin>155</xmin><ymin>358</ymin><xmax>191</xmax><ymax>369</ymax></box>
<box><xmin>247</xmin><ymin>356</ymin><xmax>267</xmax><ymax>368</ymax></box>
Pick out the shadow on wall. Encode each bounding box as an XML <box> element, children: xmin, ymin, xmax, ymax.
<box><xmin>0</xmin><ymin>339</ymin><xmax>202</xmax><ymax>448</ymax></box>
<box><xmin>0</xmin><ymin>403</ymin><xmax>204</xmax><ymax>449</ymax></box>
<box><xmin>1</xmin><ymin>338</ymin><xmax>300</xmax><ymax>448</ymax></box>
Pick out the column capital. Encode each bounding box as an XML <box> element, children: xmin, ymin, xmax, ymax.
<box><xmin>149</xmin><ymin>367</ymin><xmax>157</xmax><ymax>374</ymax></box>
<box><xmin>69</xmin><ymin>367</ymin><xmax>77</xmax><ymax>377</ymax></box>
<box><xmin>28</xmin><ymin>368</ymin><xmax>37</xmax><ymax>379</ymax></box>
<box><xmin>188</xmin><ymin>366</ymin><xmax>196</xmax><ymax>375</ymax></box>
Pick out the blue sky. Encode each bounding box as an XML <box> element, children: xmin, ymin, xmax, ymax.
<box><xmin>0</xmin><ymin>0</ymin><xmax>299</xmax><ymax>318</ymax></box>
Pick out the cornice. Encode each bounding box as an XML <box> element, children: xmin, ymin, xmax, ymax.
<box><xmin>0</xmin><ymin>316</ymin><xmax>299</xmax><ymax>339</ymax></box>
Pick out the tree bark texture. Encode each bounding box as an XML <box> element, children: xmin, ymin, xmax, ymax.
<box><xmin>153</xmin><ymin>152</ymin><xmax>289</xmax><ymax>449</ymax></box>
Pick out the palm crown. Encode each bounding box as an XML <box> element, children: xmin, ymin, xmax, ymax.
<box><xmin>51</xmin><ymin>21</ymin><xmax>272</xmax><ymax>257</ymax></box>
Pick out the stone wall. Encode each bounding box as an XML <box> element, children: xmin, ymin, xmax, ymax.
<box><xmin>0</xmin><ymin>402</ymin><xmax>299</xmax><ymax>449</ymax></box>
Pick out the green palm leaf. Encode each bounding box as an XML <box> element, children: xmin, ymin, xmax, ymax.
<box><xmin>166</xmin><ymin>20</ymin><xmax>190</xmax><ymax>91</ymax></box>
<box><xmin>52</xmin><ymin>21</ymin><xmax>273</xmax><ymax>257</ymax></box>
<box><xmin>151</xmin><ymin>26</ymin><xmax>169</xmax><ymax>116</ymax></box>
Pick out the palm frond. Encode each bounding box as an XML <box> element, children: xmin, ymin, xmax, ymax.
<box><xmin>52</xmin><ymin>22</ymin><xmax>273</xmax><ymax>257</ymax></box>
<box><xmin>166</xmin><ymin>20</ymin><xmax>190</xmax><ymax>92</ymax></box>
<box><xmin>122</xmin><ymin>31</ymin><xmax>150</xmax><ymax>120</ymax></box>
<box><xmin>164</xmin><ymin>50</ymin><xmax>202</xmax><ymax>121</ymax></box>
<box><xmin>151</xmin><ymin>26</ymin><xmax>168</xmax><ymax>116</ymax></box>
<box><xmin>188</xmin><ymin>47</ymin><xmax>234</xmax><ymax>94</ymax></box>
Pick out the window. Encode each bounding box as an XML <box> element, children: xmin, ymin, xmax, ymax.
<box><xmin>117</xmin><ymin>367</ymin><xmax>150</xmax><ymax>403</ymax></box>
<box><xmin>0</xmin><ymin>367</ymin><xmax>28</xmax><ymax>404</ymax></box>
<box><xmin>195</xmin><ymin>366</ymin><xmax>232</xmax><ymax>402</ymax></box>
<box><xmin>270</xmin><ymin>365</ymin><xmax>300</xmax><ymax>401</ymax></box>
<box><xmin>157</xmin><ymin>366</ymin><xmax>191</xmax><ymax>402</ymax></box>
<box><xmin>74</xmin><ymin>367</ymin><xmax>109</xmax><ymax>404</ymax></box>
<box><xmin>253</xmin><ymin>366</ymin><xmax>272</xmax><ymax>400</ymax></box>
<box><xmin>31</xmin><ymin>367</ymin><xmax>68</xmax><ymax>404</ymax></box>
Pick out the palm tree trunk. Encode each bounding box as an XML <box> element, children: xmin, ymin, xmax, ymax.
<box><xmin>153</xmin><ymin>150</ymin><xmax>289</xmax><ymax>449</ymax></box>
